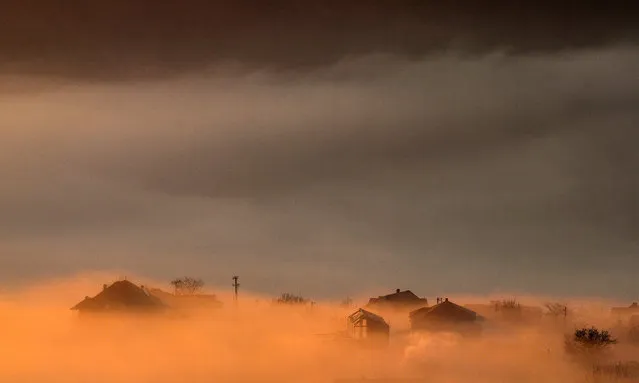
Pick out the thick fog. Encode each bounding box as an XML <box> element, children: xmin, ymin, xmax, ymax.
<box><xmin>0</xmin><ymin>275</ymin><xmax>636</xmax><ymax>383</ymax></box>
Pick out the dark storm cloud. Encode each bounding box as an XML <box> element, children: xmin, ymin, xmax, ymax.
<box><xmin>1</xmin><ymin>48</ymin><xmax>637</xmax><ymax>299</ymax></box>
<box><xmin>1</xmin><ymin>0</ymin><xmax>638</xmax><ymax>300</ymax></box>
<box><xmin>78</xmin><ymin>51</ymin><xmax>638</xmax><ymax>208</ymax></box>
<box><xmin>1</xmin><ymin>1</ymin><xmax>638</xmax><ymax>80</ymax></box>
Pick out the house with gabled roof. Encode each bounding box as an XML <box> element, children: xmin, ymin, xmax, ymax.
<box><xmin>71</xmin><ymin>279</ymin><xmax>166</xmax><ymax>314</ymax></box>
<box><xmin>366</xmin><ymin>289</ymin><xmax>428</xmax><ymax>312</ymax></box>
<box><xmin>409</xmin><ymin>298</ymin><xmax>482</xmax><ymax>335</ymax></box>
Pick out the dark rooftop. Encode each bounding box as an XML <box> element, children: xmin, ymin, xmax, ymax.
<box><xmin>410</xmin><ymin>298</ymin><xmax>479</xmax><ymax>322</ymax></box>
<box><xmin>367</xmin><ymin>289</ymin><xmax>428</xmax><ymax>308</ymax></box>
<box><xmin>71</xmin><ymin>280</ymin><xmax>165</xmax><ymax>312</ymax></box>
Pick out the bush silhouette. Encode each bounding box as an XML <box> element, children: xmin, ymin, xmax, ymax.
<box><xmin>492</xmin><ymin>299</ymin><xmax>522</xmax><ymax>311</ymax></box>
<box><xmin>565</xmin><ymin>327</ymin><xmax>617</xmax><ymax>360</ymax></box>
<box><xmin>275</xmin><ymin>293</ymin><xmax>308</xmax><ymax>305</ymax></box>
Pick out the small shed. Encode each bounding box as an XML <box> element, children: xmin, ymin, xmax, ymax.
<box><xmin>347</xmin><ymin>308</ymin><xmax>390</xmax><ymax>346</ymax></box>
<box><xmin>409</xmin><ymin>298</ymin><xmax>481</xmax><ymax>334</ymax></box>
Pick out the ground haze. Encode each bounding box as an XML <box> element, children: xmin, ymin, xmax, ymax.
<box><xmin>0</xmin><ymin>275</ymin><xmax>636</xmax><ymax>382</ymax></box>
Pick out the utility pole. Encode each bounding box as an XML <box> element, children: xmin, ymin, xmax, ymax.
<box><xmin>232</xmin><ymin>275</ymin><xmax>240</xmax><ymax>305</ymax></box>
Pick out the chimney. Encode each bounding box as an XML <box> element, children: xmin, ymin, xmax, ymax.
<box><xmin>445</xmin><ymin>298</ymin><xmax>449</xmax><ymax>302</ymax></box>
<box><xmin>396</xmin><ymin>289</ymin><xmax>400</xmax><ymax>294</ymax></box>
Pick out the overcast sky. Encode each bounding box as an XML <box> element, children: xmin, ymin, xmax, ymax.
<box><xmin>0</xmin><ymin>2</ymin><xmax>637</xmax><ymax>300</ymax></box>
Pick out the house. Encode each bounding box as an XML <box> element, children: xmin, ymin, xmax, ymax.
<box><xmin>70</xmin><ymin>280</ymin><xmax>166</xmax><ymax>314</ymax></box>
<box><xmin>409</xmin><ymin>298</ymin><xmax>481</xmax><ymax>334</ymax></box>
<box><xmin>347</xmin><ymin>308</ymin><xmax>390</xmax><ymax>346</ymax></box>
<box><xmin>366</xmin><ymin>289</ymin><xmax>428</xmax><ymax>311</ymax></box>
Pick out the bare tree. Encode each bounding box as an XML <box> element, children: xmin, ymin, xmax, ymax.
<box><xmin>492</xmin><ymin>299</ymin><xmax>522</xmax><ymax>312</ymax></box>
<box><xmin>170</xmin><ymin>277</ymin><xmax>205</xmax><ymax>295</ymax></box>
<box><xmin>545</xmin><ymin>302</ymin><xmax>570</xmax><ymax>317</ymax></box>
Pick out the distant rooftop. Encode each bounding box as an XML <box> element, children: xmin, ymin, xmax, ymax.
<box><xmin>71</xmin><ymin>280</ymin><xmax>165</xmax><ymax>312</ymax></box>
<box><xmin>366</xmin><ymin>289</ymin><xmax>428</xmax><ymax>309</ymax></box>
<box><xmin>410</xmin><ymin>298</ymin><xmax>479</xmax><ymax>322</ymax></box>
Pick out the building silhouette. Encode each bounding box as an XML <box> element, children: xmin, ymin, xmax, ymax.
<box><xmin>409</xmin><ymin>298</ymin><xmax>481</xmax><ymax>335</ymax></box>
<box><xmin>347</xmin><ymin>308</ymin><xmax>390</xmax><ymax>347</ymax></box>
<box><xmin>70</xmin><ymin>279</ymin><xmax>165</xmax><ymax>314</ymax></box>
<box><xmin>366</xmin><ymin>289</ymin><xmax>428</xmax><ymax>312</ymax></box>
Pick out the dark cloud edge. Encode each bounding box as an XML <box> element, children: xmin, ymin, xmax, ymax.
<box><xmin>1</xmin><ymin>1</ymin><xmax>639</xmax><ymax>81</ymax></box>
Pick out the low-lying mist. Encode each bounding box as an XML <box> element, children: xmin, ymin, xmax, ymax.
<box><xmin>1</xmin><ymin>275</ymin><xmax>636</xmax><ymax>383</ymax></box>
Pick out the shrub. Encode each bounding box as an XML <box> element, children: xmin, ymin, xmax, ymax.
<box><xmin>275</xmin><ymin>293</ymin><xmax>309</xmax><ymax>305</ymax></box>
<box><xmin>492</xmin><ymin>299</ymin><xmax>522</xmax><ymax>312</ymax></box>
<box><xmin>565</xmin><ymin>327</ymin><xmax>617</xmax><ymax>360</ymax></box>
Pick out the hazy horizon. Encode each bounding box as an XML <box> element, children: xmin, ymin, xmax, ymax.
<box><xmin>1</xmin><ymin>274</ymin><xmax>637</xmax><ymax>383</ymax></box>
